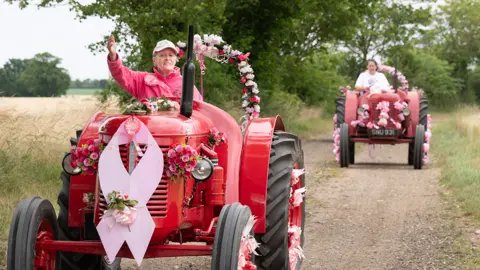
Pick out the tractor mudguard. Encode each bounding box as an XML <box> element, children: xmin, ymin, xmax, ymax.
<box><xmin>345</xmin><ymin>91</ymin><xmax>358</xmax><ymax>135</ymax></box>
<box><xmin>407</xmin><ymin>91</ymin><xmax>421</xmax><ymax>137</ymax></box>
<box><xmin>239</xmin><ymin>115</ymin><xmax>285</xmax><ymax>233</ymax></box>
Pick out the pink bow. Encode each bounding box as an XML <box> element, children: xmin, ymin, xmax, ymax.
<box><xmin>97</xmin><ymin>116</ymin><xmax>164</xmax><ymax>266</ymax></box>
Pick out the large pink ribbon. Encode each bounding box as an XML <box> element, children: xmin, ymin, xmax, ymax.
<box><xmin>97</xmin><ymin>116</ymin><xmax>164</xmax><ymax>266</ymax></box>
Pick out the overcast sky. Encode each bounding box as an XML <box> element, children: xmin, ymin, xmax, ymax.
<box><xmin>0</xmin><ymin>1</ymin><xmax>115</xmax><ymax>80</ymax></box>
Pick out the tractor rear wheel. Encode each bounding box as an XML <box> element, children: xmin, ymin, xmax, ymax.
<box><xmin>211</xmin><ymin>203</ymin><xmax>257</xmax><ymax>270</ymax></box>
<box><xmin>413</xmin><ymin>124</ymin><xmax>425</xmax><ymax>170</ymax></box>
<box><xmin>335</xmin><ymin>96</ymin><xmax>346</xmax><ymax>128</ymax></box>
<box><xmin>340</xmin><ymin>123</ymin><xmax>350</xmax><ymax>168</ymax></box>
<box><xmin>255</xmin><ymin>131</ymin><xmax>306</xmax><ymax>270</ymax></box>
<box><xmin>8</xmin><ymin>197</ymin><xmax>59</xmax><ymax>270</ymax></box>
<box><xmin>57</xmin><ymin>171</ymin><xmax>122</xmax><ymax>270</ymax></box>
<box><xmin>419</xmin><ymin>97</ymin><xmax>429</xmax><ymax>127</ymax></box>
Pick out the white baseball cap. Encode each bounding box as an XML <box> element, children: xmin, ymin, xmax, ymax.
<box><xmin>153</xmin><ymin>40</ymin><xmax>179</xmax><ymax>54</ymax></box>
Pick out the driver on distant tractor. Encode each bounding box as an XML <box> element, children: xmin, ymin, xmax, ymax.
<box><xmin>355</xmin><ymin>59</ymin><xmax>393</xmax><ymax>96</ymax></box>
<box><xmin>106</xmin><ymin>35</ymin><xmax>204</xmax><ymax>101</ymax></box>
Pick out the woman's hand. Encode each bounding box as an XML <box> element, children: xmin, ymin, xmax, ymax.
<box><xmin>107</xmin><ymin>35</ymin><xmax>117</xmax><ymax>61</ymax></box>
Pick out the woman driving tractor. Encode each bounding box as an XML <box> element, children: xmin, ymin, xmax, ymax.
<box><xmin>106</xmin><ymin>35</ymin><xmax>204</xmax><ymax>101</ymax></box>
<box><xmin>355</xmin><ymin>59</ymin><xmax>393</xmax><ymax>95</ymax></box>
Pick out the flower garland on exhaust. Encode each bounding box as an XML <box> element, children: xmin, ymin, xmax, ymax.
<box><xmin>176</xmin><ymin>34</ymin><xmax>260</xmax><ymax>130</ymax></box>
<box><xmin>238</xmin><ymin>215</ymin><xmax>260</xmax><ymax>270</ymax></box>
<box><xmin>70</xmin><ymin>138</ymin><xmax>104</xmax><ymax>175</ymax></box>
<box><xmin>102</xmin><ymin>190</ymin><xmax>138</xmax><ymax>227</ymax></box>
<box><xmin>165</xmin><ymin>144</ymin><xmax>201</xmax><ymax>181</ymax></box>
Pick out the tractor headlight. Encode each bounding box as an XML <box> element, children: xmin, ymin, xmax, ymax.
<box><xmin>357</xmin><ymin>107</ymin><xmax>365</xmax><ymax>115</ymax></box>
<box><xmin>62</xmin><ymin>153</ymin><xmax>82</xmax><ymax>176</ymax></box>
<box><xmin>402</xmin><ymin>107</ymin><xmax>411</xmax><ymax>116</ymax></box>
<box><xmin>192</xmin><ymin>158</ymin><xmax>214</xmax><ymax>182</ymax></box>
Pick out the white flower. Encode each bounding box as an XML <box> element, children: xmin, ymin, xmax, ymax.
<box><xmin>246</xmin><ymin>74</ymin><xmax>255</xmax><ymax>80</ymax></box>
<box><xmin>252</xmin><ymin>87</ymin><xmax>259</xmax><ymax>94</ymax></box>
<box><xmin>177</xmin><ymin>41</ymin><xmax>186</xmax><ymax>48</ymax></box>
<box><xmin>242</xmin><ymin>100</ymin><xmax>249</xmax><ymax>108</ymax></box>
<box><xmin>245</xmin><ymin>80</ymin><xmax>257</xmax><ymax>88</ymax></box>
<box><xmin>240</xmin><ymin>65</ymin><xmax>253</xmax><ymax>74</ymax></box>
<box><xmin>194</xmin><ymin>34</ymin><xmax>202</xmax><ymax>43</ymax></box>
<box><xmin>204</xmin><ymin>34</ymin><xmax>224</xmax><ymax>45</ymax></box>
<box><xmin>238</xmin><ymin>61</ymin><xmax>247</xmax><ymax>68</ymax></box>
<box><xmin>254</xmin><ymin>104</ymin><xmax>261</xmax><ymax>112</ymax></box>
<box><xmin>223</xmin><ymin>45</ymin><xmax>231</xmax><ymax>55</ymax></box>
<box><xmin>242</xmin><ymin>93</ymin><xmax>248</xmax><ymax>99</ymax></box>
<box><xmin>231</xmin><ymin>50</ymin><xmax>241</xmax><ymax>56</ymax></box>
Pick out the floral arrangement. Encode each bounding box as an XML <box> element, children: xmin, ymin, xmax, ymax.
<box><xmin>288</xmin><ymin>225</ymin><xmax>305</xmax><ymax>269</ymax></box>
<box><xmin>176</xmin><ymin>34</ymin><xmax>261</xmax><ymax>129</ymax></box>
<box><xmin>83</xmin><ymin>192</ymin><xmax>95</xmax><ymax>208</ymax></box>
<box><xmin>70</xmin><ymin>138</ymin><xmax>104</xmax><ymax>175</ymax></box>
<box><xmin>238</xmin><ymin>215</ymin><xmax>260</xmax><ymax>269</ymax></box>
<box><xmin>123</xmin><ymin>96</ymin><xmax>177</xmax><ymax>115</ymax></box>
<box><xmin>165</xmin><ymin>144</ymin><xmax>201</xmax><ymax>181</ymax></box>
<box><xmin>332</xmin><ymin>127</ymin><xmax>340</xmax><ymax>163</ymax></box>
<box><xmin>208</xmin><ymin>127</ymin><xmax>227</xmax><ymax>147</ymax></box>
<box><xmin>102</xmin><ymin>190</ymin><xmax>138</xmax><ymax>226</ymax></box>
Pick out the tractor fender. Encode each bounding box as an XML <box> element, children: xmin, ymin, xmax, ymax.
<box><xmin>239</xmin><ymin>115</ymin><xmax>285</xmax><ymax>233</ymax></box>
<box><xmin>407</xmin><ymin>91</ymin><xmax>420</xmax><ymax>137</ymax></box>
<box><xmin>345</xmin><ymin>91</ymin><xmax>358</xmax><ymax>135</ymax></box>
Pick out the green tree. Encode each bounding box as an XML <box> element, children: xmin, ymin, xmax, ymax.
<box><xmin>18</xmin><ymin>53</ymin><xmax>71</xmax><ymax>97</ymax></box>
<box><xmin>0</xmin><ymin>59</ymin><xmax>28</xmax><ymax>96</ymax></box>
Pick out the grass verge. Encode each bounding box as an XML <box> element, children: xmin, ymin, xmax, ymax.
<box><xmin>431</xmin><ymin>106</ymin><xmax>480</xmax><ymax>267</ymax></box>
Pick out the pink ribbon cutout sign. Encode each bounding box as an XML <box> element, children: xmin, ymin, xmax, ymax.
<box><xmin>97</xmin><ymin>116</ymin><xmax>164</xmax><ymax>266</ymax></box>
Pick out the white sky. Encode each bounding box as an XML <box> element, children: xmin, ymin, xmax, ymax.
<box><xmin>0</xmin><ymin>1</ymin><xmax>115</xmax><ymax>80</ymax></box>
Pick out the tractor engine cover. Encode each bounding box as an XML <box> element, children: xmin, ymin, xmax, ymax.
<box><xmin>91</xmin><ymin>111</ymin><xmax>214</xmax><ymax>244</ymax></box>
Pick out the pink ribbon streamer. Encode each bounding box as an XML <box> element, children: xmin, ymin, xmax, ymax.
<box><xmin>97</xmin><ymin>116</ymin><xmax>164</xmax><ymax>266</ymax></box>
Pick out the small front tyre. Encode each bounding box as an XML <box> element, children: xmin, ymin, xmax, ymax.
<box><xmin>211</xmin><ymin>203</ymin><xmax>257</xmax><ymax>270</ymax></box>
<box><xmin>8</xmin><ymin>197</ymin><xmax>59</xmax><ymax>270</ymax></box>
<box><xmin>413</xmin><ymin>124</ymin><xmax>425</xmax><ymax>170</ymax></box>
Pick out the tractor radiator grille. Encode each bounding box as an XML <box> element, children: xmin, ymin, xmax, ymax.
<box><xmin>371</xmin><ymin>101</ymin><xmax>398</xmax><ymax>128</ymax></box>
<box><xmin>98</xmin><ymin>144</ymin><xmax>169</xmax><ymax>217</ymax></box>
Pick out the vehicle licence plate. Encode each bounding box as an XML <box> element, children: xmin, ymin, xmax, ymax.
<box><xmin>369</xmin><ymin>129</ymin><xmax>397</xmax><ymax>136</ymax></box>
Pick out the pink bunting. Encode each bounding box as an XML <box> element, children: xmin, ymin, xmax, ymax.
<box><xmin>97</xmin><ymin>116</ymin><xmax>164</xmax><ymax>266</ymax></box>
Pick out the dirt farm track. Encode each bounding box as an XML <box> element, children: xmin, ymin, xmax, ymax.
<box><xmin>0</xmin><ymin>96</ymin><xmax>465</xmax><ymax>269</ymax></box>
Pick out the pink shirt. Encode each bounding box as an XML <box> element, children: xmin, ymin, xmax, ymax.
<box><xmin>107</xmin><ymin>54</ymin><xmax>203</xmax><ymax>101</ymax></box>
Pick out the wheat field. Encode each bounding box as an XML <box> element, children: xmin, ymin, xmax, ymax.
<box><xmin>0</xmin><ymin>95</ymin><xmax>120</xmax><ymax>267</ymax></box>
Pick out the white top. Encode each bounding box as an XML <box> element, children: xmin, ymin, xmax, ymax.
<box><xmin>355</xmin><ymin>71</ymin><xmax>391</xmax><ymax>92</ymax></box>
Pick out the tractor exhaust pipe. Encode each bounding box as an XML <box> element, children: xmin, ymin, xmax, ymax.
<box><xmin>180</xmin><ymin>25</ymin><xmax>195</xmax><ymax>118</ymax></box>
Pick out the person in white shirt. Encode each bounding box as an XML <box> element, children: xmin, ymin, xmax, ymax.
<box><xmin>355</xmin><ymin>59</ymin><xmax>392</xmax><ymax>95</ymax></box>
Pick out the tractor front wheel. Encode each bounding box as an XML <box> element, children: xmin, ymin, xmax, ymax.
<box><xmin>255</xmin><ymin>131</ymin><xmax>306</xmax><ymax>270</ymax></box>
<box><xmin>340</xmin><ymin>123</ymin><xmax>350</xmax><ymax>168</ymax></box>
<box><xmin>7</xmin><ymin>197</ymin><xmax>59</xmax><ymax>270</ymax></box>
<box><xmin>211</xmin><ymin>203</ymin><xmax>257</xmax><ymax>270</ymax></box>
<box><xmin>413</xmin><ymin>124</ymin><xmax>425</xmax><ymax>170</ymax></box>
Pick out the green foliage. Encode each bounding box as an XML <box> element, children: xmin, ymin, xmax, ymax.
<box><xmin>467</xmin><ymin>67</ymin><xmax>480</xmax><ymax>104</ymax></box>
<box><xmin>386</xmin><ymin>49</ymin><xmax>461</xmax><ymax>108</ymax></box>
<box><xmin>0</xmin><ymin>53</ymin><xmax>71</xmax><ymax>97</ymax></box>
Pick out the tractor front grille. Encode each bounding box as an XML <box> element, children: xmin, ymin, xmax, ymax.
<box><xmin>98</xmin><ymin>143</ymin><xmax>169</xmax><ymax>217</ymax></box>
<box><xmin>371</xmin><ymin>101</ymin><xmax>398</xmax><ymax>128</ymax></box>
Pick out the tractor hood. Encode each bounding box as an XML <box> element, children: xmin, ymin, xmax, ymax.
<box><xmin>96</xmin><ymin>111</ymin><xmax>214</xmax><ymax>145</ymax></box>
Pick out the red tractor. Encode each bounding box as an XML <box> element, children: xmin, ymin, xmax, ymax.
<box><xmin>333</xmin><ymin>66</ymin><xmax>431</xmax><ymax>169</ymax></box>
<box><xmin>7</xmin><ymin>26</ymin><xmax>306</xmax><ymax>270</ymax></box>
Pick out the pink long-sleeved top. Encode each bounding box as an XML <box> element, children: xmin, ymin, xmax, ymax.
<box><xmin>107</xmin><ymin>53</ymin><xmax>203</xmax><ymax>101</ymax></box>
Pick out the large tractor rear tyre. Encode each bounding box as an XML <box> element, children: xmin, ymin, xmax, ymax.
<box><xmin>413</xmin><ymin>124</ymin><xmax>425</xmax><ymax>170</ymax></box>
<box><xmin>8</xmin><ymin>197</ymin><xmax>59</xmax><ymax>270</ymax></box>
<box><xmin>57</xmin><ymin>171</ymin><xmax>122</xmax><ymax>270</ymax></box>
<box><xmin>211</xmin><ymin>203</ymin><xmax>257</xmax><ymax>270</ymax></box>
<box><xmin>255</xmin><ymin>131</ymin><xmax>306</xmax><ymax>270</ymax></box>
<box><xmin>339</xmin><ymin>123</ymin><xmax>350</xmax><ymax>168</ymax></box>
<box><xmin>335</xmin><ymin>96</ymin><xmax>346</xmax><ymax>128</ymax></box>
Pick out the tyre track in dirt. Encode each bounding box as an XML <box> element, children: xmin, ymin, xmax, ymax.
<box><xmin>122</xmin><ymin>133</ymin><xmax>456</xmax><ymax>269</ymax></box>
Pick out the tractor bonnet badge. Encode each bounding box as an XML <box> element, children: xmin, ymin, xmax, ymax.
<box><xmin>97</xmin><ymin>116</ymin><xmax>164</xmax><ymax>266</ymax></box>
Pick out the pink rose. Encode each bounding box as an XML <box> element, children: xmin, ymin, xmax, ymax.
<box><xmin>70</xmin><ymin>161</ymin><xmax>77</xmax><ymax>168</ymax></box>
<box><xmin>250</xmin><ymin>96</ymin><xmax>260</xmax><ymax>103</ymax></box>
<box><xmin>166</xmin><ymin>170</ymin><xmax>172</xmax><ymax>177</ymax></box>
<box><xmin>190</xmin><ymin>158</ymin><xmax>197</xmax><ymax>167</ymax></box>
<box><xmin>181</xmin><ymin>155</ymin><xmax>190</xmax><ymax>162</ymax></box>
<box><xmin>333</xmin><ymin>114</ymin><xmax>337</xmax><ymax>122</ymax></box>
<box><xmin>175</xmin><ymin>145</ymin><xmax>182</xmax><ymax>152</ymax></box>
<box><xmin>82</xmin><ymin>148</ymin><xmax>90</xmax><ymax>156</ymax></box>
<box><xmin>238</xmin><ymin>52</ymin><xmax>250</xmax><ymax>61</ymax></box>
<box><xmin>167</xmin><ymin>149</ymin><xmax>176</xmax><ymax>158</ymax></box>
<box><xmin>169</xmin><ymin>164</ymin><xmax>176</xmax><ymax>172</ymax></box>
<box><xmin>90</xmin><ymin>152</ymin><xmax>99</xmax><ymax>160</ymax></box>
<box><xmin>240</xmin><ymin>77</ymin><xmax>247</xmax><ymax>84</ymax></box>
<box><xmin>83</xmin><ymin>159</ymin><xmax>92</xmax><ymax>167</ymax></box>
<box><xmin>191</xmin><ymin>150</ymin><xmax>198</xmax><ymax>157</ymax></box>
<box><xmin>185</xmin><ymin>164</ymin><xmax>194</xmax><ymax>172</ymax></box>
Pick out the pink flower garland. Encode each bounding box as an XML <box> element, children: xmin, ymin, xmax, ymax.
<box><xmin>176</xmin><ymin>34</ymin><xmax>260</xmax><ymax>124</ymax></box>
<box><xmin>423</xmin><ymin>114</ymin><xmax>432</xmax><ymax>164</ymax></box>
<box><xmin>377</xmin><ymin>65</ymin><xmax>409</xmax><ymax>91</ymax></box>
<box><xmin>332</xmin><ymin>126</ymin><xmax>340</xmax><ymax>163</ymax></box>
<box><xmin>70</xmin><ymin>138</ymin><xmax>104</xmax><ymax>175</ymax></box>
<box><xmin>288</xmin><ymin>225</ymin><xmax>305</xmax><ymax>269</ymax></box>
<box><xmin>165</xmin><ymin>144</ymin><xmax>200</xmax><ymax>181</ymax></box>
